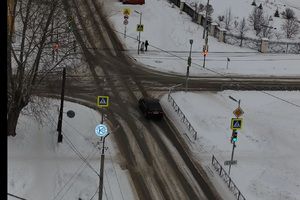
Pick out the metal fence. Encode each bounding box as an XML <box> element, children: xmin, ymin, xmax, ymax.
<box><xmin>168</xmin><ymin>0</ymin><xmax>180</xmax><ymax>7</ymax></box>
<box><xmin>167</xmin><ymin>88</ymin><xmax>246</xmax><ymax>199</ymax></box>
<box><xmin>225</xmin><ymin>33</ymin><xmax>300</xmax><ymax>54</ymax></box>
<box><xmin>268</xmin><ymin>41</ymin><xmax>300</xmax><ymax>54</ymax></box>
<box><xmin>225</xmin><ymin>33</ymin><xmax>261</xmax><ymax>51</ymax></box>
<box><xmin>168</xmin><ymin>91</ymin><xmax>198</xmax><ymax>140</ymax></box>
<box><xmin>167</xmin><ymin>0</ymin><xmax>300</xmax><ymax>54</ymax></box>
<box><xmin>183</xmin><ymin>3</ymin><xmax>195</xmax><ymax>18</ymax></box>
<box><xmin>212</xmin><ymin>155</ymin><xmax>246</xmax><ymax>200</ymax></box>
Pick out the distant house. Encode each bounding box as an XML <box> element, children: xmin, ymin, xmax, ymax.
<box><xmin>122</xmin><ymin>0</ymin><xmax>145</xmax><ymax>5</ymax></box>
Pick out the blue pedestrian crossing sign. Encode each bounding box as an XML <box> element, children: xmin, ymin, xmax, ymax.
<box><xmin>231</xmin><ymin>118</ymin><xmax>243</xmax><ymax>130</ymax></box>
<box><xmin>97</xmin><ymin>96</ymin><xmax>109</xmax><ymax>108</ymax></box>
<box><xmin>95</xmin><ymin>124</ymin><xmax>108</xmax><ymax>137</ymax></box>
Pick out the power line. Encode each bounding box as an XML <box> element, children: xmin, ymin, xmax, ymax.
<box><xmin>110</xmin><ymin>28</ymin><xmax>300</xmax><ymax>108</ymax></box>
<box><xmin>46</xmin><ymin>113</ymin><xmax>103</xmax><ymax>200</ymax></box>
<box><xmin>52</xmin><ymin>149</ymin><xmax>99</xmax><ymax>200</ymax></box>
<box><xmin>89</xmin><ymin>187</ymin><xmax>99</xmax><ymax>200</ymax></box>
<box><xmin>7</xmin><ymin>193</ymin><xmax>27</xmax><ymax>200</ymax></box>
<box><xmin>47</xmin><ymin>114</ymin><xmax>100</xmax><ymax>176</ymax></box>
<box><xmin>45</xmin><ymin>112</ymin><xmax>106</xmax><ymax>200</ymax></box>
<box><xmin>106</xmin><ymin>145</ymin><xmax>126</xmax><ymax>200</ymax></box>
<box><xmin>88</xmin><ymin>107</ymin><xmax>125</xmax><ymax>200</ymax></box>
<box><xmin>104</xmin><ymin>168</ymin><xmax>114</xmax><ymax>200</ymax></box>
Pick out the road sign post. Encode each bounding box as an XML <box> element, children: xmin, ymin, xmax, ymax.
<box><xmin>95</xmin><ymin>123</ymin><xmax>110</xmax><ymax>200</ymax></box>
<box><xmin>123</xmin><ymin>19</ymin><xmax>128</xmax><ymax>38</ymax></box>
<box><xmin>97</xmin><ymin>95</ymin><xmax>109</xmax><ymax>124</ymax></box>
<box><xmin>123</xmin><ymin>12</ymin><xmax>129</xmax><ymax>38</ymax></box>
<box><xmin>226</xmin><ymin>57</ymin><xmax>230</xmax><ymax>69</ymax></box>
<box><xmin>134</xmin><ymin>10</ymin><xmax>142</xmax><ymax>55</ymax></box>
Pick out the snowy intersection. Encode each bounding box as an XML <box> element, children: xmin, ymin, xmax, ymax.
<box><xmin>8</xmin><ymin>0</ymin><xmax>300</xmax><ymax>199</ymax></box>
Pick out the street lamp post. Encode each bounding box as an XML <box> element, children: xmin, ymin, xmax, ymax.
<box><xmin>135</xmin><ymin>10</ymin><xmax>142</xmax><ymax>55</ymax></box>
<box><xmin>185</xmin><ymin>39</ymin><xmax>193</xmax><ymax>92</ymax></box>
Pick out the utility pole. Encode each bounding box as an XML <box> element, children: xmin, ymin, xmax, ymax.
<box><xmin>98</xmin><ymin>133</ymin><xmax>110</xmax><ymax>200</ymax></box>
<box><xmin>57</xmin><ymin>67</ymin><xmax>66</xmax><ymax>143</ymax></box>
<box><xmin>202</xmin><ymin>0</ymin><xmax>210</xmax><ymax>39</ymax></box>
<box><xmin>202</xmin><ymin>0</ymin><xmax>210</xmax><ymax>68</ymax></box>
<box><xmin>135</xmin><ymin>10</ymin><xmax>142</xmax><ymax>55</ymax></box>
<box><xmin>185</xmin><ymin>39</ymin><xmax>193</xmax><ymax>92</ymax></box>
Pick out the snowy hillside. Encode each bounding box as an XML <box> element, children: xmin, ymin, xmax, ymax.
<box><xmin>106</xmin><ymin>0</ymin><xmax>300</xmax><ymax>76</ymax></box>
<box><xmin>185</xmin><ymin>0</ymin><xmax>300</xmax><ymax>39</ymax></box>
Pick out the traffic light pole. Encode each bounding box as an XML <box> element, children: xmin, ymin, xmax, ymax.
<box><xmin>228</xmin><ymin>141</ymin><xmax>236</xmax><ymax>175</ymax></box>
<box><xmin>202</xmin><ymin>0</ymin><xmax>210</xmax><ymax>68</ymax></box>
<box><xmin>185</xmin><ymin>40</ymin><xmax>193</xmax><ymax>92</ymax></box>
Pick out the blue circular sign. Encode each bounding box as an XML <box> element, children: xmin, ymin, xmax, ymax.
<box><xmin>95</xmin><ymin>124</ymin><xmax>108</xmax><ymax>137</ymax></box>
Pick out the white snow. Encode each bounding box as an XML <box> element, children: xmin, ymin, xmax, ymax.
<box><xmin>107</xmin><ymin>0</ymin><xmax>300</xmax><ymax>77</ymax></box>
<box><xmin>8</xmin><ymin>0</ymin><xmax>300</xmax><ymax>200</ymax></box>
<box><xmin>160</xmin><ymin>90</ymin><xmax>300</xmax><ymax>200</ymax></box>
<box><xmin>8</xmin><ymin>99</ymin><xmax>137</xmax><ymax>200</ymax></box>
<box><xmin>104</xmin><ymin>0</ymin><xmax>300</xmax><ymax>199</ymax></box>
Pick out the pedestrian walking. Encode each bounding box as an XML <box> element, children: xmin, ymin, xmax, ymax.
<box><xmin>145</xmin><ymin>40</ymin><xmax>149</xmax><ymax>51</ymax></box>
<box><xmin>140</xmin><ymin>42</ymin><xmax>145</xmax><ymax>52</ymax></box>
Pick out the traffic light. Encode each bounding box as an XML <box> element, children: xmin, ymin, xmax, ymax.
<box><xmin>231</xmin><ymin>130</ymin><xmax>238</xmax><ymax>143</ymax></box>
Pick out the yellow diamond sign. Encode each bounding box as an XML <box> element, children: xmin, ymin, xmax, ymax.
<box><xmin>233</xmin><ymin>107</ymin><xmax>244</xmax><ymax>118</ymax></box>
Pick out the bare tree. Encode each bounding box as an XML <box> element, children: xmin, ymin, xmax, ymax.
<box><xmin>205</xmin><ymin>4</ymin><xmax>214</xmax><ymax>22</ymax></box>
<box><xmin>238</xmin><ymin>17</ymin><xmax>249</xmax><ymax>46</ymax></box>
<box><xmin>7</xmin><ymin>0</ymin><xmax>77</xmax><ymax>136</ymax></box>
<box><xmin>281</xmin><ymin>18</ymin><xmax>300</xmax><ymax>39</ymax></box>
<box><xmin>260</xmin><ymin>15</ymin><xmax>274</xmax><ymax>38</ymax></box>
<box><xmin>274</xmin><ymin>30</ymin><xmax>283</xmax><ymax>40</ymax></box>
<box><xmin>224</xmin><ymin>8</ymin><xmax>232</xmax><ymax>30</ymax></box>
<box><xmin>248</xmin><ymin>6</ymin><xmax>264</xmax><ymax>35</ymax></box>
<box><xmin>284</xmin><ymin>8</ymin><xmax>296</xmax><ymax>19</ymax></box>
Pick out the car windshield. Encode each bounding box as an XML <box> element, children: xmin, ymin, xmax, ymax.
<box><xmin>147</xmin><ymin>101</ymin><xmax>161</xmax><ymax>110</ymax></box>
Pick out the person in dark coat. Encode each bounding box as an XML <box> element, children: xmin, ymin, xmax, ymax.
<box><xmin>145</xmin><ymin>40</ymin><xmax>149</xmax><ymax>51</ymax></box>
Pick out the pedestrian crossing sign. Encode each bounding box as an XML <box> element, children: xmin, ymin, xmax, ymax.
<box><xmin>97</xmin><ymin>96</ymin><xmax>109</xmax><ymax>108</ymax></box>
<box><xmin>123</xmin><ymin>8</ymin><xmax>131</xmax><ymax>16</ymax></box>
<box><xmin>136</xmin><ymin>24</ymin><xmax>144</xmax><ymax>32</ymax></box>
<box><xmin>230</xmin><ymin>118</ymin><xmax>243</xmax><ymax>130</ymax></box>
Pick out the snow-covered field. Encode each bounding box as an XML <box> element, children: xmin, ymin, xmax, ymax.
<box><xmin>107</xmin><ymin>0</ymin><xmax>300</xmax><ymax>76</ymax></box>
<box><xmin>8</xmin><ymin>100</ymin><xmax>136</xmax><ymax>200</ymax></box>
<box><xmin>160</xmin><ymin>90</ymin><xmax>300</xmax><ymax>200</ymax></box>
